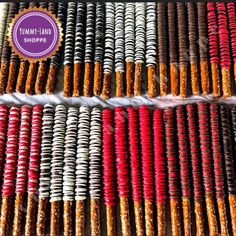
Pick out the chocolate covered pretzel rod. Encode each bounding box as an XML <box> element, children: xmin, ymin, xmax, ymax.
<box><xmin>83</xmin><ymin>3</ymin><xmax>95</xmax><ymax>97</ymax></box>
<box><xmin>63</xmin><ymin>107</ymin><xmax>78</xmax><ymax>236</ymax></box>
<box><xmin>0</xmin><ymin>106</ymin><xmax>20</xmax><ymax>236</ymax></box>
<box><xmin>197</xmin><ymin>102</ymin><xmax>218</xmax><ymax>235</ymax></box>
<box><xmin>157</xmin><ymin>3</ymin><xmax>168</xmax><ymax>96</ymax></box>
<box><xmin>197</xmin><ymin>3</ymin><xmax>210</xmax><ymax>95</ymax></box>
<box><xmin>164</xmin><ymin>108</ymin><xmax>181</xmax><ymax>236</ymax></box>
<box><xmin>115</xmin><ymin>107</ymin><xmax>131</xmax><ymax>236</ymax></box>
<box><xmin>146</xmin><ymin>3</ymin><xmax>157</xmax><ymax>98</ymax></box>
<box><xmin>186</xmin><ymin>104</ymin><xmax>204</xmax><ymax>235</ymax></box>
<box><xmin>207</xmin><ymin>3</ymin><xmax>221</xmax><ymax>97</ymax></box>
<box><xmin>12</xmin><ymin>105</ymin><xmax>32</xmax><ymax>236</ymax></box>
<box><xmin>216</xmin><ymin>3</ymin><xmax>231</xmax><ymax>97</ymax></box>
<box><xmin>125</xmin><ymin>3</ymin><xmax>135</xmax><ymax>97</ymax></box>
<box><xmin>25</xmin><ymin>105</ymin><xmax>43</xmax><ymax>236</ymax></box>
<box><xmin>73</xmin><ymin>3</ymin><xmax>85</xmax><ymax>97</ymax></box>
<box><xmin>134</xmin><ymin>3</ymin><xmax>145</xmax><ymax>96</ymax></box>
<box><xmin>127</xmin><ymin>107</ymin><xmax>144</xmax><ymax>236</ymax></box>
<box><xmin>89</xmin><ymin>108</ymin><xmax>102</xmax><ymax>236</ymax></box>
<box><xmin>114</xmin><ymin>3</ymin><xmax>125</xmax><ymax>97</ymax></box>
<box><xmin>139</xmin><ymin>106</ymin><xmax>155</xmax><ymax>236</ymax></box>
<box><xmin>102</xmin><ymin>3</ymin><xmax>115</xmax><ymax>99</ymax></box>
<box><xmin>187</xmin><ymin>3</ymin><xmax>200</xmax><ymax>95</ymax></box>
<box><xmin>63</xmin><ymin>3</ymin><xmax>77</xmax><ymax>97</ymax></box>
<box><xmin>36</xmin><ymin>104</ymin><xmax>54</xmax><ymax>236</ymax></box>
<box><xmin>50</xmin><ymin>105</ymin><xmax>67</xmax><ymax>236</ymax></box>
<box><xmin>75</xmin><ymin>106</ymin><xmax>90</xmax><ymax>236</ymax></box>
<box><xmin>210</xmin><ymin>104</ymin><xmax>228</xmax><ymax>235</ymax></box>
<box><xmin>46</xmin><ymin>3</ymin><xmax>67</xmax><ymax>94</ymax></box>
<box><xmin>0</xmin><ymin>3</ymin><xmax>19</xmax><ymax>95</ymax></box>
<box><xmin>102</xmin><ymin>109</ymin><xmax>116</xmax><ymax>236</ymax></box>
<box><xmin>93</xmin><ymin>3</ymin><xmax>105</xmax><ymax>96</ymax></box>
<box><xmin>153</xmin><ymin>109</ymin><xmax>167</xmax><ymax>236</ymax></box>
<box><xmin>167</xmin><ymin>3</ymin><xmax>179</xmax><ymax>96</ymax></box>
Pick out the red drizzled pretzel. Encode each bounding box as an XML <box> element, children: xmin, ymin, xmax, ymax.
<box><xmin>25</xmin><ymin>105</ymin><xmax>43</xmax><ymax>236</ymax></box>
<box><xmin>0</xmin><ymin>106</ymin><xmax>21</xmax><ymax>236</ymax></box>
<box><xmin>227</xmin><ymin>3</ymin><xmax>236</xmax><ymax>85</ymax></box>
<box><xmin>0</xmin><ymin>105</ymin><xmax>8</xmax><ymax>189</ymax></box>
<box><xmin>186</xmin><ymin>104</ymin><xmax>204</xmax><ymax>235</ymax></box>
<box><xmin>216</xmin><ymin>3</ymin><xmax>231</xmax><ymax>97</ymax></box>
<box><xmin>164</xmin><ymin>107</ymin><xmax>181</xmax><ymax>236</ymax></box>
<box><xmin>207</xmin><ymin>3</ymin><xmax>221</xmax><ymax>97</ymax></box>
<box><xmin>102</xmin><ymin>109</ymin><xmax>116</xmax><ymax>236</ymax></box>
<box><xmin>176</xmin><ymin>105</ymin><xmax>191</xmax><ymax>236</ymax></box>
<box><xmin>12</xmin><ymin>105</ymin><xmax>32</xmax><ymax>236</ymax></box>
<box><xmin>210</xmin><ymin>103</ymin><xmax>228</xmax><ymax>235</ymax></box>
<box><xmin>127</xmin><ymin>107</ymin><xmax>144</xmax><ymax>236</ymax></box>
<box><xmin>114</xmin><ymin>107</ymin><xmax>131</xmax><ymax>236</ymax></box>
<box><xmin>197</xmin><ymin>102</ymin><xmax>218</xmax><ymax>235</ymax></box>
<box><xmin>139</xmin><ymin>106</ymin><xmax>155</xmax><ymax>236</ymax></box>
<box><xmin>153</xmin><ymin>109</ymin><xmax>167</xmax><ymax>236</ymax></box>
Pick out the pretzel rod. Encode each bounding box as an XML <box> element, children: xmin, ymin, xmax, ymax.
<box><xmin>25</xmin><ymin>62</ymin><xmax>38</xmax><ymax>95</ymax></box>
<box><xmin>119</xmin><ymin>197</ymin><xmax>131</xmax><ymax>236</ymax></box>
<box><xmin>134</xmin><ymin>62</ymin><xmax>143</xmax><ymax>96</ymax></box>
<box><xmin>144</xmin><ymin>200</ymin><xmax>154</xmax><ymax>236</ymax></box>
<box><xmin>157</xmin><ymin>202</ymin><xmax>166</xmax><ymax>236</ymax></box>
<box><xmin>35</xmin><ymin>62</ymin><xmax>48</xmax><ymax>94</ymax></box>
<box><xmin>170</xmin><ymin>63</ymin><xmax>179</xmax><ymax>96</ymax></box>
<box><xmin>115</xmin><ymin>71</ymin><xmax>124</xmax><ymax>97</ymax></box>
<box><xmin>106</xmin><ymin>205</ymin><xmax>116</xmax><ymax>236</ymax></box>
<box><xmin>75</xmin><ymin>200</ymin><xmax>85</xmax><ymax>236</ymax></box>
<box><xmin>93</xmin><ymin>62</ymin><xmax>102</xmax><ymax>96</ymax></box>
<box><xmin>147</xmin><ymin>65</ymin><xmax>156</xmax><ymax>98</ymax></box>
<box><xmin>84</xmin><ymin>62</ymin><xmax>93</xmax><ymax>96</ymax></box>
<box><xmin>16</xmin><ymin>61</ymin><xmax>29</xmax><ymax>93</ymax></box>
<box><xmin>217</xmin><ymin>198</ymin><xmax>228</xmax><ymax>236</ymax></box>
<box><xmin>25</xmin><ymin>193</ymin><xmax>38</xmax><ymax>235</ymax></box>
<box><xmin>182</xmin><ymin>197</ymin><xmax>191</xmax><ymax>236</ymax></box>
<box><xmin>126</xmin><ymin>61</ymin><xmax>134</xmax><ymax>97</ymax></box>
<box><xmin>64</xmin><ymin>201</ymin><xmax>73</xmax><ymax>236</ymax></box>
<box><xmin>134</xmin><ymin>201</ymin><xmax>144</xmax><ymax>236</ymax></box>
<box><xmin>46</xmin><ymin>64</ymin><xmax>58</xmax><ymax>95</ymax></box>
<box><xmin>0</xmin><ymin>61</ymin><xmax>9</xmax><ymax>94</ymax></box>
<box><xmin>194</xmin><ymin>199</ymin><xmax>204</xmax><ymax>236</ymax></box>
<box><xmin>73</xmin><ymin>62</ymin><xmax>82</xmax><ymax>97</ymax></box>
<box><xmin>170</xmin><ymin>199</ymin><xmax>181</xmax><ymax>236</ymax></box>
<box><xmin>36</xmin><ymin>197</ymin><xmax>49</xmax><ymax>236</ymax></box>
<box><xmin>50</xmin><ymin>201</ymin><xmax>61</xmax><ymax>236</ymax></box>
<box><xmin>0</xmin><ymin>196</ymin><xmax>12</xmax><ymax>236</ymax></box>
<box><xmin>159</xmin><ymin>63</ymin><xmax>167</xmax><ymax>96</ymax></box>
<box><xmin>6</xmin><ymin>61</ymin><xmax>18</xmax><ymax>93</ymax></box>
<box><xmin>179</xmin><ymin>64</ymin><xmax>188</xmax><ymax>98</ymax></box>
<box><xmin>229</xmin><ymin>194</ymin><xmax>236</xmax><ymax>235</ymax></box>
<box><xmin>90</xmin><ymin>198</ymin><xmax>100</xmax><ymax>236</ymax></box>
<box><xmin>211</xmin><ymin>63</ymin><xmax>220</xmax><ymax>97</ymax></box>
<box><xmin>222</xmin><ymin>68</ymin><xmax>231</xmax><ymax>98</ymax></box>
<box><xmin>12</xmin><ymin>193</ymin><xmax>25</xmax><ymax>236</ymax></box>
<box><xmin>200</xmin><ymin>61</ymin><xmax>210</xmax><ymax>95</ymax></box>
<box><xmin>190</xmin><ymin>63</ymin><xmax>199</xmax><ymax>95</ymax></box>
<box><xmin>64</xmin><ymin>64</ymin><xmax>73</xmax><ymax>97</ymax></box>
<box><xmin>102</xmin><ymin>71</ymin><xmax>112</xmax><ymax>100</ymax></box>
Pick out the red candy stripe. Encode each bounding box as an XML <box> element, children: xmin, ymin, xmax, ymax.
<box><xmin>102</xmin><ymin>109</ymin><xmax>117</xmax><ymax>206</ymax></box>
<box><xmin>139</xmin><ymin>106</ymin><xmax>154</xmax><ymax>201</ymax></box>
<box><xmin>186</xmin><ymin>104</ymin><xmax>203</xmax><ymax>198</ymax></box>
<box><xmin>207</xmin><ymin>2</ymin><xmax>220</xmax><ymax>64</ymax></box>
<box><xmin>227</xmin><ymin>3</ymin><xmax>236</xmax><ymax>62</ymax></box>
<box><xmin>210</xmin><ymin>104</ymin><xmax>225</xmax><ymax>198</ymax></box>
<box><xmin>127</xmin><ymin>107</ymin><xmax>142</xmax><ymax>202</ymax></box>
<box><xmin>15</xmin><ymin>105</ymin><xmax>32</xmax><ymax>193</ymax></box>
<box><xmin>216</xmin><ymin>2</ymin><xmax>231</xmax><ymax>69</ymax></box>
<box><xmin>176</xmin><ymin>106</ymin><xmax>191</xmax><ymax>198</ymax></box>
<box><xmin>0</xmin><ymin>105</ymin><xmax>8</xmax><ymax>185</ymax></box>
<box><xmin>197</xmin><ymin>103</ymin><xmax>214</xmax><ymax>194</ymax></box>
<box><xmin>164</xmin><ymin>108</ymin><xmax>180</xmax><ymax>199</ymax></box>
<box><xmin>27</xmin><ymin>105</ymin><xmax>43</xmax><ymax>193</ymax></box>
<box><xmin>2</xmin><ymin>106</ymin><xmax>21</xmax><ymax>197</ymax></box>
<box><xmin>153</xmin><ymin>109</ymin><xmax>167</xmax><ymax>203</ymax></box>
<box><xmin>114</xmin><ymin>107</ymin><xmax>129</xmax><ymax>197</ymax></box>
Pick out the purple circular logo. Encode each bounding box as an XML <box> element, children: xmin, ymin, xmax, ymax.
<box><xmin>10</xmin><ymin>8</ymin><xmax>61</xmax><ymax>61</ymax></box>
